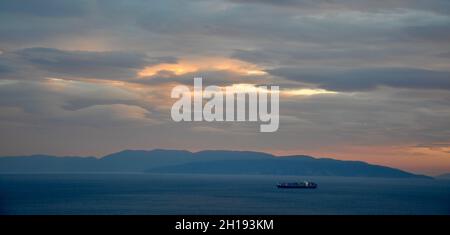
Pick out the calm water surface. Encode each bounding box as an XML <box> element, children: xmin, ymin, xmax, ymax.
<box><xmin>0</xmin><ymin>174</ymin><xmax>449</xmax><ymax>215</ymax></box>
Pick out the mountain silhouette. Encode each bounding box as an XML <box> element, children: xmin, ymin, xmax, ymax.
<box><xmin>0</xmin><ymin>149</ymin><xmax>431</xmax><ymax>178</ymax></box>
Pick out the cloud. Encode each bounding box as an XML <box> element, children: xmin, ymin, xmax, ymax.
<box><xmin>0</xmin><ymin>79</ymin><xmax>142</xmax><ymax>115</ymax></box>
<box><xmin>1</xmin><ymin>0</ymin><xmax>449</xmax><ymax>55</ymax></box>
<box><xmin>402</xmin><ymin>23</ymin><xmax>450</xmax><ymax>43</ymax></box>
<box><xmin>0</xmin><ymin>0</ymin><xmax>91</xmax><ymax>17</ymax></box>
<box><xmin>269</xmin><ymin>67</ymin><xmax>450</xmax><ymax>91</ymax></box>
<box><xmin>280</xmin><ymin>87</ymin><xmax>450</xmax><ymax>147</ymax></box>
<box><xmin>135</xmin><ymin>70</ymin><xmax>254</xmax><ymax>86</ymax></box>
<box><xmin>437</xmin><ymin>52</ymin><xmax>450</xmax><ymax>58</ymax></box>
<box><xmin>228</xmin><ymin>0</ymin><xmax>450</xmax><ymax>15</ymax></box>
<box><xmin>232</xmin><ymin>47</ymin><xmax>405</xmax><ymax>67</ymax></box>
<box><xmin>0</xmin><ymin>47</ymin><xmax>177</xmax><ymax>80</ymax></box>
<box><xmin>57</xmin><ymin>104</ymin><xmax>153</xmax><ymax>127</ymax></box>
<box><xmin>0</xmin><ymin>0</ymin><xmax>450</xmax><ymax>174</ymax></box>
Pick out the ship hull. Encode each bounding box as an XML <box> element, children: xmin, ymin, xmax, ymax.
<box><xmin>277</xmin><ymin>185</ymin><xmax>317</xmax><ymax>189</ymax></box>
<box><xmin>277</xmin><ymin>182</ymin><xmax>317</xmax><ymax>189</ymax></box>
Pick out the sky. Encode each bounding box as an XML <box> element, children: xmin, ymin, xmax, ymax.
<box><xmin>0</xmin><ymin>0</ymin><xmax>449</xmax><ymax>175</ymax></box>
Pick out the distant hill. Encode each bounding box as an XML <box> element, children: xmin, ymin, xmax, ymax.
<box><xmin>436</xmin><ymin>173</ymin><xmax>450</xmax><ymax>179</ymax></box>
<box><xmin>0</xmin><ymin>149</ymin><xmax>431</xmax><ymax>178</ymax></box>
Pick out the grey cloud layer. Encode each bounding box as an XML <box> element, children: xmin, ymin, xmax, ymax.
<box><xmin>0</xmin><ymin>47</ymin><xmax>176</xmax><ymax>80</ymax></box>
<box><xmin>229</xmin><ymin>0</ymin><xmax>450</xmax><ymax>15</ymax></box>
<box><xmin>269</xmin><ymin>67</ymin><xmax>450</xmax><ymax>91</ymax></box>
<box><xmin>0</xmin><ymin>0</ymin><xmax>91</xmax><ymax>17</ymax></box>
<box><xmin>1</xmin><ymin>0</ymin><xmax>450</xmax><ymax>49</ymax></box>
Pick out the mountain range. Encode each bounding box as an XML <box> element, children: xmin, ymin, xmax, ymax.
<box><xmin>0</xmin><ymin>149</ymin><xmax>431</xmax><ymax>178</ymax></box>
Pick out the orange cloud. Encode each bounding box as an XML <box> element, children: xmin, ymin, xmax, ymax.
<box><xmin>138</xmin><ymin>57</ymin><xmax>267</xmax><ymax>77</ymax></box>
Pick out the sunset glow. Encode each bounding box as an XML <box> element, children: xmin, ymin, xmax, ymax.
<box><xmin>1</xmin><ymin>0</ymin><xmax>449</xmax><ymax>176</ymax></box>
<box><xmin>138</xmin><ymin>58</ymin><xmax>267</xmax><ymax>77</ymax></box>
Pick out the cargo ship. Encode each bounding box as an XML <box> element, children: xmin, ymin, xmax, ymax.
<box><xmin>277</xmin><ymin>181</ymin><xmax>317</xmax><ymax>189</ymax></box>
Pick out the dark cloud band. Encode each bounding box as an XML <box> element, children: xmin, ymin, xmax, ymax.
<box><xmin>269</xmin><ymin>67</ymin><xmax>450</xmax><ymax>91</ymax></box>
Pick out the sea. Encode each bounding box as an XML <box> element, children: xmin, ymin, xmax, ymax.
<box><xmin>0</xmin><ymin>173</ymin><xmax>449</xmax><ymax>215</ymax></box>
